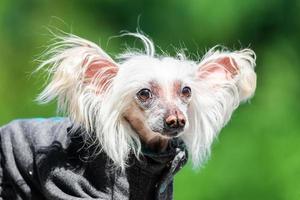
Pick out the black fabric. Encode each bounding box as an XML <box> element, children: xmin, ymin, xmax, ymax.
<box><xmin>0</xmin><ymin>118</ymin><xmax>188</xmax><ymax>200</ymax></box>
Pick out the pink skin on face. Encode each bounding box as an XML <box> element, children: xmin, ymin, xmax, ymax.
<box><xmin>164</xmin><ymin>80</ymin><xmax>188</xmax><ymax>129</ymax></box>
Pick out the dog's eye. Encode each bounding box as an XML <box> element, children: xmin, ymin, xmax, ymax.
<box><xmin>137</xmin><ymin>88</ymin><xmax>152</xmax><ymax>102</ymax></box>
<box><xmin>181</xmin><ymin>86</ymin><xmax>191</xmax><ymax>98</ymax></box>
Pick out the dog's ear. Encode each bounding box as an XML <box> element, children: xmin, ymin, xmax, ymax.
<box><xmin>37</xmin><ymin>35</ymin><xmax>118</xmax><ymax>121</ymax></box>
<box><xmin>197</xmin><ymin>48</ymin><xmax>256</xmax><ymax>102</ymax></box>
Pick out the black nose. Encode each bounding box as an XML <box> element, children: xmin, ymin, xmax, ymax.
<box><xmin>165</xmin><ymin>115</ymin><xmax>186</xmax><ymax>130</ymax></box>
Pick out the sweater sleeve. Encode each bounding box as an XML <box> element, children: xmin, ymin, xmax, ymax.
<box><xmin>0</xmin><ymin>118</ymin><xmax>111</xmax><ymax>200</ymax></box>
<box><xmin>0</xmin><ymin>121</ymin><xmax>34</xmax><ymax>199</ymax></box>
<box><xmin>35</xmin><ymin>139</ymin><xmax>111</xmax><ymax>200</ymax></box>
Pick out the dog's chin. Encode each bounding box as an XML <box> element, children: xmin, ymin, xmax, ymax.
<box><xmin>155</xmin><ymin>128</ymin><xmax>184</xmax><ymax>138</ymax></box>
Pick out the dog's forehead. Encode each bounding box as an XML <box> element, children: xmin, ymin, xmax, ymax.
<box><xmin>121</xmin><ymin>56</ymin><xmax>196</xmax><ymax>83</ymax></box>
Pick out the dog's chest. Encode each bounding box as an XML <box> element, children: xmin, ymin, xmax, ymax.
<box><xmin>82</xmin><ymin>148</ymin><xmax>187</xmax><ymax>200</ymax></box>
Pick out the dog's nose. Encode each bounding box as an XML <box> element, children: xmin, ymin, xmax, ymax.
<box><xmin>165</xmin><ymin>114</ymin><xmax>186</xmax><ymax>129</ymax></box>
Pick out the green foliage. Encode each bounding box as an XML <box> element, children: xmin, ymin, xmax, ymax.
<box><xmin>0</xmin><ymin>0</ymin><xmax>299</xmax><ymax>199</ymax></box>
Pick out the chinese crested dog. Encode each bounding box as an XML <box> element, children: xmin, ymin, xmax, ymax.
<box><xmin>0</xmin><ymin>33</ymin><xmax>256</xmax><ymax>200</ymax></box>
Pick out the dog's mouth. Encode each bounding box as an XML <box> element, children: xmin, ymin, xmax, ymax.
<box><xmin>150</xmin><ymin>126</ymin><xmax>184</xmax><ymax>138</ymax></box>
<box><xmin>158</xmin><ymin>127</ymin><xmax>184</xmax><ymax>138</ymax></box>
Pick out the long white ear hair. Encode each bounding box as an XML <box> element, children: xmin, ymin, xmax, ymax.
<box><xmin>37</xmin><ymin>34</ymin><xmax>118</xmax><ymax>120</ymax></box>
<box><xmin>37</xmin><ymin>33</ymin><xmax>158</xmax><ymax>170</ymax></box>
<box><xmin>36</xmin><ymin>34</ymin><xmax>133</xmax><ymax>167</ymax></box>
<box><xmin>182</xmin><ymin>47</ymin><xmax>256</xmax><ymax>168</ymax></box>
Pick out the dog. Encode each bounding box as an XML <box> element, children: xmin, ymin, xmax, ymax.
<box><xmin>0</xmin><ymin>33</ymin><xmax>256</xmax><ymax>200</ymax></box>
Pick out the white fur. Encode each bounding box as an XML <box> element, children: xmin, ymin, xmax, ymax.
<box><xmin>37</xmin><ymin>33</ymin><xmax>256</xmax><ymax>170</ymax></box>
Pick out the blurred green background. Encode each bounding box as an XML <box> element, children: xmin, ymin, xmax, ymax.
<box><xmin>0</xmin><ymin>0</ymin><xmax>299</xmax><ymax>199</ymax></box>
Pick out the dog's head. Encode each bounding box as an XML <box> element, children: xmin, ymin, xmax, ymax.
<box><xmin>37</xmin><ymin>33</ymin><xmax>256</xmax><ymax>169</ymax></box>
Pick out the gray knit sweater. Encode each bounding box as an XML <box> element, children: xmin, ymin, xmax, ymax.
<box><xmin>0</xmin><ymin>118</ymin><xmax>187</xmax><ymax>200</ymax></box>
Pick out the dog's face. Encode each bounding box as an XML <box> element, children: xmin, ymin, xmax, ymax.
<box><xmin>37</xmin><ymin>33</ymin><xmax>256</xmax><ymax>168</ymax></box>
<box><xmin>114</xmin><ymin>56</ymin><xmax>198</xmax><ymax>150</ymax></box>
<box><xmin>135</xmin><ymin>80</ymin><xmax>191</xmax><ymax>137</ymax></box>
<box><xmin>123</xmin><ymin>58</ymin><xmax>194</xmax><ymax>139</ymax></box>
